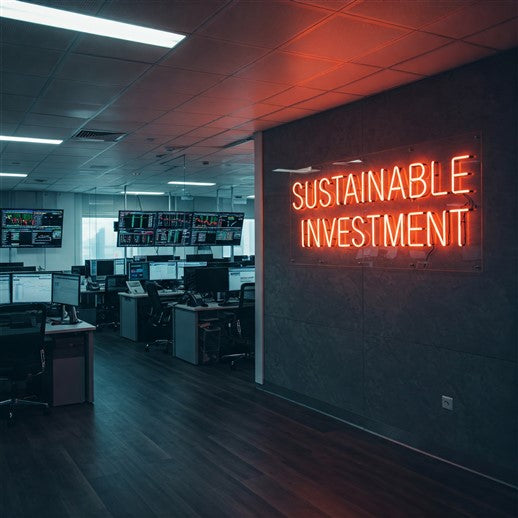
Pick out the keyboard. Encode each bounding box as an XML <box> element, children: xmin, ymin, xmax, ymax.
<box><xmin>158</xmin><ymin>289</ymin><xmax>176</xmax><ymax>295</ymax></box>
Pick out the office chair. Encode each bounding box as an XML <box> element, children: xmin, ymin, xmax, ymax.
<box><xmin>0</xmin><ymin>303</ymin><xmax>50</xmax><ymax>422</ymax></box>
<box><xmin>144</xmin><ymin>282</ymin><xmax>174</xmax><ymax>353</ymax></box>
<box><xmin>97</xmin><ymin>275</ymin><xmax>126</xmax><ymax>329</ymax></box>
<box><xmin>221</xmin><ymin>283</ymin><xmax>255</xmax><ymax>369</ymax></box>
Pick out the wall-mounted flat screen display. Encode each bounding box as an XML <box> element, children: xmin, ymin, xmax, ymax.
<box><xmin>117</xmin><ymin>211</ymin><xmax>155</xmax><ymax>247</ymax></box>
<box><xmin>190</xmin><ymin>212</ymin><xmax>244</xmax><ymax>246</ymax></box>
<box><xmin>155</xmin><ymin>211</ymin><xmax>192</xmax><ymax>246</ymax></box>
<box><xmin>0</xmin><ymin>209</ymin><xmax>63</xmax><ymax>248</ymax></box>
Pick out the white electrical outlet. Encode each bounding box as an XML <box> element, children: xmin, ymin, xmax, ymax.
<box><xmin>442</xmin><ymin>395</ymin><xmax>453</xmax><ymax>411</ymax></box>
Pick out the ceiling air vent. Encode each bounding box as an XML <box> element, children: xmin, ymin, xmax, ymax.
<box><xmin>73</xmin><ymin>130</ymin><xmax>126</xmax><ymax>142</ymax></box>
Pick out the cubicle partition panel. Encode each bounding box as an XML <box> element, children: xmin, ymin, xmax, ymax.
<box><xmin>260</xmin><ymin>49</ymin><xmax>518</xmax><ymax>486</ymax></box>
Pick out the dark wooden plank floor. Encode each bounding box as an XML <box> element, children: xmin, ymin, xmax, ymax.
<box><xmin>1</xmin><ymin>330</ymin><xmax>517</xmax><ymax>518</ymax></box>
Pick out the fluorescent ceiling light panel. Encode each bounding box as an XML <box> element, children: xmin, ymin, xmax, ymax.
<box><xmin>121</xmin><ymin>191</ymin><xmax>165</xmax><ymax>195</ymax></box>
<box><xmin>167</xmin><ymin>181</ymin><xmax>215</xmax><ymax>186</ymax></box>
<box><xmin>0</xmin><ymin>172</ymin><xmax>28</xmax><ymax>177</ymax></box>
<box><xmin>0</xmin><ymin>0</ymin><xmax>185</xmax><ymax>48</ymax></box>
<box><xmin>247</xmin><ymin>195</ymin><xmax>255</xmax><ymax>199</ymax></box>
<box><xmin>0</xmin><ymin>135</ymin><xmax>63</xmax><ymax>145</ymax></box>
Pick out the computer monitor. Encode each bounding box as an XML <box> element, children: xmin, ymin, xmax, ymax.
<box><xmin>71</xmin><ymin>265</ymin><xmax>86</xmax><ymax>276</ymax></box>
<box><xmin>113</xmin><ymin>258</ymin><xmax>125</xmax><ymax>276</ymax></box>
<box><xmin>149</xmin><ymin>261</ymin><xmax>177</xmax><ymax>281</ymax></box>
<box><xmin>194</xmin><ymin>267</ymin><xmax>229</xmax><ymax>293</ymax></box>
<box><xmin>0</xmin><ymin>273</ymin><xmax>11</xmax><ymax>304</ymax></box>
<box><xmin>52</xmin><ymin>273</ymin><xmax>80</xmax><ymax>306</ymax></box>
<box><xmin>87</xmin><ymin>259</ymin><xmax>114</xmax><ymax>278</ymax></box>
<box><xmin>128</xmin><ymin>261</ymin><xmax>150</xmax><ymax>281</ymax></box>
<box><xmin>186</xmin><ymin>253</ymin><xmax>213</xmax><ymax>262</ymax></box>
<box><xmin>12</xmin><ymin>273</ymin><xmax>52</xmax><ymax>303</ymax></box>
<box><xmin>105</xmin><ymin>275</ymin><xmax>128</xmax><ymax>292</ymax></box>
<box><xmin>177</xmin><ymin>261</ymin><xmax>207</xmax><ymax>279</ymax></box>
<box><xmin>228</xmin><ymin>267</ymin><xmax>255</xmax><ymax>291</ymax></box>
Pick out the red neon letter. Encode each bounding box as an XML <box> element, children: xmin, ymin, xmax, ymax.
<box><xmin>451</xmin><ymin>155</ymin><xmax>471</xmax><ymax>194</ymax></box>
<box><xmin>431</xmin><ymin>161</ymin><xmax>448</xmax><ymax>197</ymax></box>
<box><xmin>383</xmin><ymin>213</ymin><xmax>405</xmax><ymax>247</ymax></box>
<box><xmin>449</xmin><ymin>208</ymin><xmax>470</xmax><ymax>246</ymax></box>
<box><xmin>351</xmin><ymin>216</ymin><xmax>366</xmax><ymax>247</ymax></box>
<box><xmin>292</xmin><ymin>181</ymin><xmax>305</xmax><ymax>210</ymax></box>
<box><xmin>366</xmin><ymin>214</ymin><xmax>381</xmax><ymax>247</ymax></box>
<box><xmin>426</xmin><ymin>211</ymin><xmax>448</xmax><ymax>246</ymax></box>
<box><xmin>343</xmin><ymin>174</ymin><xmax>360</xmax><ymax>205</ymax></box>
<box><xmin>331</xmin><ymin>175</ymin><xmax>343</xmax><ymax>206</ymax></box>
<box><xmin>367</xmin><ymin>169</ymin><xmax>385</xmax><ymax>203</ymax></box>
<box><xmin>301</xmin><ymin>219</ymin><xmax>306</xmax><ymax>247</ymax></box>
<box><xmin>407</xmin><ymin>212</ymin><xmax>425</xmax><ymax>247</ymax></box>
<box><xmin>321</xmin><ymin>218</ymin><xmax>337</xmax><ymax>247</ymax></box>
<box><xmin>387</xmin><ymin>166</ymin><xmax>407</xmax><ymax>201</ymax></box>
<box><xmin>319</xmin><ymin>178</ymin><xmax>333</xmax><ymax>207</ymax></box>
<box><xmin>306</xmin><ymin>218</ymin><xmax>321</xmax><ymax>247</ymax></box>
<box><xmin>337</xmin><ymin>217</ymin><xmax>351</xmax><ymax>247</ymax></box>
<box><xmin>408</xmin><ymin>163</ymin><xmax>428</xmax><ymax>199</ymax></box>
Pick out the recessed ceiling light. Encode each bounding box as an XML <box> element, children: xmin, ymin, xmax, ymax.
<box><xmin>0</xmin><ymin>135</ymin><xmax>63</xmax><ymax>145</ymax></box>
<box><xmin>167</xmin><ymin>181</ymin><xmax>215</xmax><ymax>186</ymax></box>
<box><xmin>0</xmin><ymin>0</ymin><xmax>186</xmax><ymax>48</ymax></box>
<box><xmin>0</xmin><ymin>172</ymin><xmax>28</xmax><ymax>177</ymax></box>
<box><xmin>121</xmin><ymin>191</ymin><xmax>165</xmax><ymax>196</ymax></box>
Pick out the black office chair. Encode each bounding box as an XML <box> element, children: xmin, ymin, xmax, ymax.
<box><xmin>97</xmin><ymin>275</ymin><xmax>125</xmax><ymax>329</ymax></box>
<box><xmin>144</xmin><ymin>282</ymin><xmax>174</xmax><ymax>353</ymax></box>
<box><xmin>221</xmin><ymin>283</ymin><xmax>255</xmax><ymax>369</ymax></box>
<box><xmin>0</xmin><ymin>303</ymin><xmax>50</xmax><ymax>422</ymax></box>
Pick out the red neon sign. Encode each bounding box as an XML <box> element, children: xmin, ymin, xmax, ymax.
<box><xmin>293</xmin><ymin>154</ymin><xmax>477</xmax><ymax>250</ymax></box>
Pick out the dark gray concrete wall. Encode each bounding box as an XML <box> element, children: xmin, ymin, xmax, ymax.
<box><xmin>261</xmin><ymin>49</ymin><xmax>518</xmax><ymax>485</ymax></box>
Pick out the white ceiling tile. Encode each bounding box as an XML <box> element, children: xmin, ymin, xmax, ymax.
<box><xmin>0</xmin><ymin>43</ymin><xmax>63</xmax><ymax>76</ymax></box>
<box><xmin>55</xmin><ymin>54</ymin><xmax>150</xmax><ymax>86</ymax></box>
<box><xmin>465</xmin><ymin>19</ymin><xmax>518</xmax><ymax>50</ymax></box>
<box><xmin>199</xmin><ymin>0</ymin><xmax>329</xmax><ymax>48</ymax></box>
<box><xmin>0</xmin><ymin>72</ymin><xmax>47</xmax><ymax>97</ymax></box>
<box><xmin>43</xmin><ymin>80</ymin><xmax>124</xmax><ymax>104</ymax></box>
<box><xmin>393</xmin><ymin>41</ymin><xmax>496</xmax><ymax>76</ymax></box>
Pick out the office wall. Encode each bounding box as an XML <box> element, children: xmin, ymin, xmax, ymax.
<box><xmin>0</xmin><ymin>191</ymin><xmax>254</xmax><ymax>269</ymax></box>
<box><xmin>261</xmin><ymin>49</ymin><xmax>517</xmax><ymax>485</ymax></box>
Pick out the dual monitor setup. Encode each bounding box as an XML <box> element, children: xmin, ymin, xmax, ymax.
<box><xmin>0</xmin><ymin>272</ymin><xmax>81</xmax><ymax>324</ymax></box>
<box><xmin>118</xmin><ymin>211</ymin><xmax>244</xmax><ymax>247</ymax></box>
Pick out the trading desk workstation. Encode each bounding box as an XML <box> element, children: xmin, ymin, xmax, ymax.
<box><xmin>0</xmin><ymin>270</ymin><xmax>95</xmax><ymax>410</ymax></box>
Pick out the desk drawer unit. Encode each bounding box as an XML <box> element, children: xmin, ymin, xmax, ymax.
<box><xmin>51</xmin><ymin>335</ymin><xmax>85</xmax><ymax>406</ymax></box>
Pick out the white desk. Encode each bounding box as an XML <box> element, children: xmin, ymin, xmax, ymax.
<box><xmin>45</xmin><ymin>321</ymin><xmax>95</xmax><ymax>405</ymax></box>
<box><xmin>174</xmin><ymin>302</ymin><xmax>238</xmax><ymax>365</ymax></box>
<box><xmin>119</xmin><ymin>291</ymin><xmax>183</xmax><ymax>341</ymax></box>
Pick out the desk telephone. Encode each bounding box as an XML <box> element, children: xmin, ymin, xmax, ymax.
<box><xmin>86</xmin><ymin>280</ymin><xmax>100</xmax><ymax>291</ymax></box>
<box><xmin>183</xmin><ymin>292</ymin><xmax>208</xmax><ymax>307</ymax></box>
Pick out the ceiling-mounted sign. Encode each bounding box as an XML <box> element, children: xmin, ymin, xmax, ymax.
<box><xmin>289</xmin><ymin>133</ymin><xmax>482</xmax><ymax>271</ymax></box>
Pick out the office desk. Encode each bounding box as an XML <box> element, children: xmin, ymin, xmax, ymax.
<box><xmin>174</xmin><ymin>302</ymin><xmax>238</xmax><ymax>365</ymax></box>
<box><xmin>119</xmin><ymin>291</ymin><xmax>183</xmax><ymax>341</ymax></box>
<box><xmin>45</xmin><ymin>321</ymin><xmax>95</xmax><ymax>405</ymax></box>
